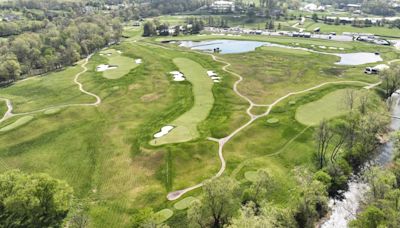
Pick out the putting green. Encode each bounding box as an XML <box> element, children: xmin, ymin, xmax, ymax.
<box><xmin>173</xmin><ymin>196</ymin><xmax>197</xmax><ymax>210</ymax></box>
<box><xmin>150</xmin><ymin>58</ymin><xmax>214</xmax><ymax>145</ymax></box>
<box><xmin>295</xmin><ymin>89</ymin><xmax>361</xmax><ymax>126</ymax></box>
<box><xmin>44</xmin><ymin>108</ymin><xmax>62</xmax><ymax>115</ymax></box>
<box><xmin>154</xmin><ymin>209</ymin><xmax>173</xmax><ymax>224</ymax></box>
<box><xmin>100</xmin><ymin>49</ymin><xmax>139</xmax><ymax>79</ymax></box>
<box><xmin>0</xmin><ymin>116</ymin><xmax>34</xmax><ymax>132</ymax></box>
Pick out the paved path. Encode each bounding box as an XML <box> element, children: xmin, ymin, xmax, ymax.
<box><xmin>167</xmin><ymin>53</ymin><xmax>380</xmax><ymax>200</ymax></box>
<box><xmin>0</xmin><ymin>55</ymin><xmax>101</xmax><ymax>124</ymax></box>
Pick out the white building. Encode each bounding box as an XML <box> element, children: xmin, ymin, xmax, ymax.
<box><xmin>211</xmin><ymin>1</ymin><xmax>235</xmax><ymax>13</ymax></box>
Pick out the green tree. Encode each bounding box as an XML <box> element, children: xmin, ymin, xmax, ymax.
<box><xmin>143</xmin><ymin>21</ymin><xmax>157</xmax><ymax>37</ymax></box>
<box><xmin>0</xmin><ymin>170</ymin><xmax>74</xmax><ymax>227</ymax></box>
<box><xmin>187</xmin><ymin>177</ymin><xmax>240</xmax><ymax>228</ymax></box>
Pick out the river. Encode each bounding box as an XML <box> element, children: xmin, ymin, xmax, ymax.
<box><xmin>321</xmin><ymin>92</ymin><xmax>400</xmax><ymax>227</ymax></box>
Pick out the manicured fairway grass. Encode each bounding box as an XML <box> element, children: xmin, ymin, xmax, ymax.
<box><xmin>173</xmin><ymin>196</ymin><xmax>197</xmax><ymax>210</ymax></box>
<box><xmin>0</xmin><ymin>64</ymin><xmax>94</xmax><ymax>113</ymax></box>
<box><xmin>295</xmin><ymin>89</ymin><xmax>360</xmax><ymax>126</ymax></box>
<box><xmin>0</xmin><ymin>116</ymin><xmax>34</xmax><ymax>132</ymax></box>
<box><xmin>149</xmin><ymin>58</ymin><xmax>214</xmax><ymax>145</ymax></box>
<box><xmin>100</xmin><ymin>49</ymin><xmax>139</xmax><ymax>79</ymax></box>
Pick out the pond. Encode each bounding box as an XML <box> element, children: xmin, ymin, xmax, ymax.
<box><xmin>179</xmin><ymin>40</ymin><xmax>267</xmax><ymax>54</ymax></box>
<box><xmin>179</xmin><ymin>39</ymin><xmax>383</xmax><ymax>66</ymax></box>
<box><xmin>334</xmin><ymin>52</ymin><xmax>383</xmax><ymax>66</ymax></box>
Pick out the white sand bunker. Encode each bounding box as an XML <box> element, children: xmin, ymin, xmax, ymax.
<box><xmin>319</xmin><ymin>46</ymin><xmax>327</xmax><ymax>49</ymax></box>
<box><xmin>135</xmin><ymin>59</ymin><xmax>142</xmax><ymax>64</ymax></box>
<box><xmin>170</xmin><ymin>71</ymin><xmax>186</xmax><ymax>81</ymax></box>
<box><xmin>99</xmin><ymin>53</ymin><xmax>112</xmax><ymax>56</ymax></box>
<box><xmin>117</xmin><ymin>50</ymin><xmax>122</xmax><ymax>54</ymax></box>
<box><xmin>154</xmin><ymin>126</ymin><xmax>174</xmax><ymax>138</ymax></box>
<box><xmin>96</xmin><ymin>64</ymin><xmax>117</xmax><ymax>72</ymax></box>
<box><xmin>329</xmin><ymin>47</ymin><xmax>338</xmax><ymax>50</ymax></box>
<box><xmin>207</xmin><ymin>71</ymin><xmax>221</xmax><ymax>83</ymax></box>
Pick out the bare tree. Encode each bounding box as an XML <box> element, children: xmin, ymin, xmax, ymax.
<box><xmin>315</xmin><ymin>120</ymin><xmax>334</xmax><ymax>169</ymax></box>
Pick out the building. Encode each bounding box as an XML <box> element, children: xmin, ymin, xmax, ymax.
<box><xmin>210</xmin><ymin>1</ymin><xmax>235</xmax><ymax>13</ymax></box>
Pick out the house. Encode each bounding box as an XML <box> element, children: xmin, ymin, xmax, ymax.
<box><xmin>210</xmin><ymin>1</ymin><xmax>235</xmax><ymax>13</ymax></box>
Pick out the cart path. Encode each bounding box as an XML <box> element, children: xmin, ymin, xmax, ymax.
<box><xmin>0</xmin><ymin>55</ymin><xmax>101</xmax><ymax>124</ymax></box>
<box><xmin>167</xmin><ymin>54</ymin><xmax>381</xmax><ymax>200</ymax></box>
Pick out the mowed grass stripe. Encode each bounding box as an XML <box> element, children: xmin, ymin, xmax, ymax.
<box><xmin>100</xmin><ymin>49</ymin><xmax>139</xmax><ymax>79</ymax></box>
<box><xmin>295</xmin><ymin>89</ymin><xmax>361</xmax><ymax>126</ymax></box>
<box><xmin>150</xmin><ymin>58</ymin><xmax>214</xmax><ymax>145</ymax></box>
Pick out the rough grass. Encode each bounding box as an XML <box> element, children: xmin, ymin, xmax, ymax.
<box><xmin>100</xmin><ymin>49</ymin><xmax>139</xmax><ymax>79</ymax></box>
<box><xmin>149</xmin><ymin>57</ymin><xmax>214</xmax><ymax>145</ymax></box>
<box><xmin>0</xmin><ymin>116</ymin><xmax>34</xmax><ymax>132</ymax></box>
<box><xmin>260</xmin><ymin>46</ymin><xmax>311</xmax><ymax>55</ymax></box>
<box><xmin>295</xmin><ymin>89</ymin><xmax>361</xmax><ymax>126</ymax></box>
<box><xmin>0</xmin><ymin>100</ymin><xmax>6</xmax><ymax>117</ymax></box>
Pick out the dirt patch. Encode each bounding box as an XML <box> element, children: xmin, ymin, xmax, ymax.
<box><xmin>140</xmin><ymin>93</ymin><xmax>161</xmax><ymax>102</ymax></box>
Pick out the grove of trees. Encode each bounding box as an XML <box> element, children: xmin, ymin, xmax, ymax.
<box><xmin>0</xmin><ymin>170</ymin><xmax>74</xmax><ymax>227</ymax></box>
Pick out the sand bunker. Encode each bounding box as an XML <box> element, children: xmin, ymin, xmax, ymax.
<box><xmin>96</xmin><ymin>64</ymin><xmax>117</xmax><ymax>72</ymax></box>
<box><xmin>319</xmin><ymin>46</ymin><xmax>327</xmax><ymax>49</ymax></box>
<box><xmin>207</xmin><ymin>71</ymin><xmax>221</xmax><ymax>83</ymax></box>
<box><xmin>135</xmin><ymin>59</ymin><xmax>142</xmax><ymax>64</ymax></box>
<box><xmin>170</xmin><ymin>71</ymin><xmax>186</xmax><ymax>81</ymax></box>
<box><xmin>154</xmin><ymin>126</ymin><xmax>174</xmax><ymax>138</ymax></box>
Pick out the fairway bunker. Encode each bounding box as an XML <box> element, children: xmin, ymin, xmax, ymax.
<box><xmin>135</xmin><ymin>59</ymin><xmax>142</xmax><ymax>64</ymax></box>
<box><xmin>154</xmin><ymin>125</ymin><xmax>174</xmax><ymax>138</ymax></box>
<box><xmin>96</xmin><ymin>64</ymin><xmax>117</xmax><ymax>72</ymax></box>
<box><xmin>170</xmin><ymin>71</ymin><xmax>185</xmax><ymax>81</ymax></box>
<box><xmin>207</xmin><ymin>71</ymin><xmax>221</xmax><ymax>83</ymax></box>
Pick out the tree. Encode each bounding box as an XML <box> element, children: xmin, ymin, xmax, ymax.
<box><xmin>0</xmin><ymin>170</ymin><xmax>73</xmax><ymax>227</ymax></box>
<box><xmin>142</xmin><ymin>21</ymin><xmax>156</xmax><ymax>37</ymax></box>
<box><xmin>315</xmin><ymin>120</ymin><xmax>333</xmax><ymax>169</ymax></box>
<box><xmin>312</xmin><ymin>13</ymin><xmax>318</xmax><ymax>22</ymax></box>
<box><xmin>293</xmin><ymin>167</ymin><xmax>329</xmax><ymax>228</ymax></box>
<box><xmin>242</xmin><ymin>170</ymin><xmax>273</xmax><ymax>204</ymax></box>
<box><xmin>187</xmin><ymin>177</ymin><xmax>240</xmax><ymax>228</ymax></box>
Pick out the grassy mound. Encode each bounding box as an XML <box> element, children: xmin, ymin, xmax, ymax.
<box><xmin>100</xmin><ymin>49</ymin><xmax>139</xmax><ymax>79</ymax></box>
<box><xmin>295</xmin><ymin>89</ymin><xmax>360</xmax><ymax>126</ymax></box>
<box><xmin>44</xmin><ymin>108</ymin><xmax>62</xmax><ymax>115</ymax></box>
<box><xmin>149</xmin><ymin>58</ymin><xmax>214</xmax><ymax>145</ymax></box>
<box><xmin>0</xmin><ymin>116</ymin><xmax>34</xmax><ymax>132</ymax></box>
<box><xmin>155</xmin><ymin>209</ymin><xmax>174</xmax><ymax>224</ymax></box>
<box><xmin>174</xmin><ymin>196</ymin><xmax>197</xmax><ymax>210</ymax></box>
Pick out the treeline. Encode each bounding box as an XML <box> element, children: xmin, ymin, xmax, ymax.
<box><xmin>0</xmin><ymin>15</ymin><xmax>122</xmax><ymax>84</ymax></box>
<box><xmin>133</xmin><ymin>168</ymin><xmax>329</xmax><ymax>228</ymax></box>
<box><xmin>313</xmin><ymin>88</ymin><xmax>389</xmax><ymax>199</ymax></box>
<box><xmin>142</xmin><ymin>17</ymin><xmax>204</xmax><ymax>37</ymax></box>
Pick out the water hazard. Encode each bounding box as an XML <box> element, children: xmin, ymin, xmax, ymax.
<box><xmin>179</xmin><ymin>39</ymin><xmax>383</xmax><ymax>66</ymax></box>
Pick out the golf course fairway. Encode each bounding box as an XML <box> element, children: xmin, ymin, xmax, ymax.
<box><xmin>150</xmin><ymin>58</ymin><xmax>214</xmax><ymax>145</ymax></box>
<box><xmin>295</xmin><ymin>89</ymin><xmax>361</xmax><ymax>126</ymax></box>
<box><xmin>100</xmin><ymin>49</ymin><xmax>139</xmax><ymax>79</ymax></box>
